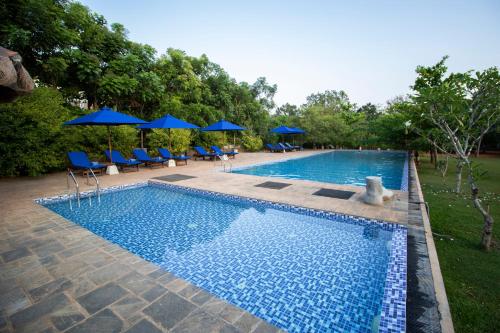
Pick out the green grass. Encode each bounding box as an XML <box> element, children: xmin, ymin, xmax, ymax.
<box><xmin>418</xmin><ymin>155</ymin><xmax>500</xmax><ymax>333</ymax></box>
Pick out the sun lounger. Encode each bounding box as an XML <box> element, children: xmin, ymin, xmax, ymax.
<box><xmin>278</xmin><ymin>143</ymin><xmax>293</xmax><ymax>151</ymax></box>
<box><xmin>210</xmin><ymin>145</ymin><xmax>238</xmax><ymax>159</ymax></box>
<box><xmin>193</xmin><ymin>146</ymin><xmax>217</xmax><ymax>160</ymax></box>
<box><xmin>285</xmin><ymin>142</ymin><xmax>302</xmax><ymax>151</ymax></box>
<box><xmin>133</xmin><ymin>148</ymin><xmax>166</xmax><ymax>167</ymax></box>
<box><xmin>265</xmin><ymin>143</ymin><xmax>284</xmax><ymax>152</ymax></box>
<box><xmin>67</xmin><ymin>151</ymin><xmax>107</xmax><ymax>174</ymax></box>
<box><xmin>158</xmin><ymin>148</ymin><xmax>191</xmax><ymax>165</ymax></box>
<box><xmin>105</xmin><ymin>150</ymin><xmax>141</xmax><ymax>171</ymax></box>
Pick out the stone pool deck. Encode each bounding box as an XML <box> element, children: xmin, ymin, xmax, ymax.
<box><xmin>0</xmin><ymin>150</ymin><xmax>417</xmax><ymax>332</ymax></box>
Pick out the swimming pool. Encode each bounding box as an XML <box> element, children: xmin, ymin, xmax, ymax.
<box><xmin>38</xmin><ymin>182</ymin><xmax>406</xmax><ymax>333</ymax></box>
<box><xmin>233</xmin><ymin>150</ymin><xmax>408</xmax><ymax>191</ymax></box>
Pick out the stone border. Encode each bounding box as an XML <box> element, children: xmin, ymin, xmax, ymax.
<box><xmin>411</xmin><ymin>160</ymin><xmax>455</xmax><ymax>333</ymax></box>
<box><xmin>36</xmin><ymin>179</ymin><xmax>408</xmax><ymax>332</ymax></box>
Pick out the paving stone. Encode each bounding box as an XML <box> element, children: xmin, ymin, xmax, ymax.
<box><xmin>143</xmin><ymin>292</ymin><xmax>196</xmax><ymax>330</ymax></box>
<box><xmin>87</xmin><ymin>262</ymin><xmax>132</xmax><ymax>285</ymax></box>
<box><xmin>165</xmin><ymin>278</ymin><xmax>188</xmax><ymax>292</ymax></box>
<box><xmin>29</xmin><ymin>277</ymin><xmax>73</xmax><ymax>302</ymax></box>
<box><xmin>178</xmin><ymin>284</ymin><xmax>202</xmax><ymax>299</ymax></box>
<box><xmin>39</xmin><ymin>255</ymin><xmax>60</xmax><ymax>268</ymax></box>
<box><xmin>219</xmin><ymin>303</ymin><xmax>244</xmax><ymax>323</ymax></box>
<box><xmin>0</xmin><ymin>287</ymin><xmax>31</xmax><ymax>316</ymax></box>
<box><xmin>124</xmin><ymin>319</ymin><xmax>163</xmax><ymax>333</ymax></box>
<box><xmin>156</xmin><ymin>272</ymin><xmax>176</xmax><ymax>285</ymax></box>
<box><xmin>1</xmin><ymin>247</ymin><xmax>32</xmax><ymax>263</ymax></box>
<box><xmin>77</xmin><ymin>282</ymin><xmax>128</xmax><ymax>315</ymax></box>
<box><xmin>80</xmin><ymin>250</ymin><xmax>114</xmax><ymax>268</ymax></box>
<box><xmin>10</xmin><ymin>293</ymin><xmax>69</xmax><ymax>329</ymax></box>
<box><xmin>17</xmin><ymin>267</ymin><xmax>53</xmax><ymax>290</ymax></box>
<box><xmin>190</xmin><ymin>289</ymin><xmax>213</xmax><ymax>306</ymax></box>
<box><xmin>148</xmin><ymin>268</ymin><xmax>168</xmax><ymax>280</ymax></box>
<box><xmin>66</xmin><ymin>277</ymin><xmax>96</xmax><ymax>298</ymax></box>
<box><xmin>111</xmin><ymin>295</ymin><xmax>146</xmax><ymax>319</ymax></box>
<box><xmin>171</xmin><ymin>308</ymin><xmax>238</xmax><ymax>333</ymax></box>
<box><xmin>30</xmin><ymin>239</ymin><xmax>65</xmax><ymax>257</ymax></box>
<box><xmin>59</xmin><ymin>242</ymin><xmax>95</xmax><ymax>258</ymax></box>
<box><xmin>50</xmin><ymin>304</ymin><xmax>85</xmax><ymax>330</ymax></box>
<box><xmin>66</xmin><ymin>309</ymin><xmax>123</xmax><ymax>333</ymax></box>
<box><xmin>47</xmin><ymin>259</ymin><xmax>90</xmax><ymax>280</ymax></box>
<box><xmin>234</xmin><ymin>312</ymin><xmax>262</xmax><ymax>333</ymax></box>
<box><xmin>0</xmin><ymin>315</ymin><xmax>5</xmax><ymax>328</ymax></box>
<box><xmin>253</xmin><ymin>320</ymin><xmax>280</xmax><ymax>333</ymax></box>
<box><xmin>117</xmin><ymin>271</ymin><xmax>157</xmax><ymax>295</ymax></box>
<box><xmin>201</xmin><ymin>298</ymin><xmax>227</xmax><ymax>316</ymax></box>
<box><xmin>141</xmin><ymin>284</ymin><xmax>167</xmax><ymax>302</ymax></box>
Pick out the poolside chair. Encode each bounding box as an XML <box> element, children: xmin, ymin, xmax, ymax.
<box><xmin>285</xmin><ymin>142</ymin><xmax>302</xmax><ymax>151</ymax></box>
<box><xmin>278</xmin><ymin>143</ymin><xmax>293</xmax><ymax>151</ymax></box>
<box><xmin>157</xmin><ymin>148</ymin><xmax>191</xmax><ymax>165</ymax></box>
<box><xmin>265</xmin><ymin>143</ymin><xmax>284</xmax><ymax>152</ymax></box>
<box><xmin>104</xmin><ymin>150</ymin><xmax>141</xmax><ymax>171</ymax></box>
<box><xmin>193</xmin><ymin>146</ymin><xmax>217</xmax><ymax>160</ymax></box>
<box><xmin>132</xmin><ymin>148</ymin><xmax>166</xmax><ymax>167</ymax></box>
<box><xmin>67</xmin><ymin>151</ymin><xmax>107</xmax><ymax>174</ymax></box>
<box><xmin>210</xmin><ymin>145</ymin><xmax>238</xmax><ymax>159</ymax></box>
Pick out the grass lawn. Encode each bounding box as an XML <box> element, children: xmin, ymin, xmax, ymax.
<box><xmin>418</xmin><ymin>154</ymin><xmax>500</xmax><ymax>333</ymax></box>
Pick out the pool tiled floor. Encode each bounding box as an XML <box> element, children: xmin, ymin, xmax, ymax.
<box><xmin>0</xmin><ymin>150</ymin><xmax>409</xmax><ymax>332</ymax></box>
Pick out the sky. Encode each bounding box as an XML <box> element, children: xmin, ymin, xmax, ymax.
<box><xmin>80</xmin><ymin>0</ymin><xmax>500</xmax><ymax>108</ymax></box>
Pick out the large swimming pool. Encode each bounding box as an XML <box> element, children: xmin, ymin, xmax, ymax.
<box><xmin>233</xmin><ymin>150</ymin><xmax>408</xmax><ymax>191</ymax></box>
<box><xmin>39</xmin><ymin>182</ymin><xmax>406</xmax><ymax>333</ymax></box>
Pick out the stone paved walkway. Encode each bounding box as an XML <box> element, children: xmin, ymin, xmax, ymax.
<box><xmin>0</xmin><ymin>150</ymin><xmax>408</xmax><ymax>332</ymax></box>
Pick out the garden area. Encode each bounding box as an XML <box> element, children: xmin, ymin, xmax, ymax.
<box><xmin>419</xmin><ymin>155</ymin><xmax>500</xmax><ymax>333</ymax></box>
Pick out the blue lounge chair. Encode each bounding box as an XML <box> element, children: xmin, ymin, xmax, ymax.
<box><xmin>157</xmin><ymin>148</ymin><xmax>191</xmax><ymax>165</ymax></box>
<box><xmin>133</xmin><ymin>148</ymin><xmax>166</xmax><ymax>167</ymax></box>
<box><xmin>67</xmin><ymin>151</ymin><xmax>107</xmax><ymax>173</ymax></box>
<box><xmin>285</xmin><ymin>142</ymin><xmax>302</xmax><ymax>151</ymax></box>
<box><xmin>193</xmin><ymin>146</ymin><xmax>217</xmax><ymax>160</ymax></box>
<box><xmin>278</xmin><ymin>143</ymin><xmax>293</xmax><ymax>151</ymax></box>
<box><xmin>265</xmin><ymin>143</ymin><xmax>284</xmax><ymax>152</ymax></box>
<box><xmin>104</xmin><ymin>150</ymin><xmax>141</xmax><ymax>171</ymax></box>
<box><xmin>210</xmin><ymin>145</ymin><xmax>238</xmax><ymax>159</ymax></box>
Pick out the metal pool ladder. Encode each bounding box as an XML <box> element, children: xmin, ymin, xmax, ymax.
<box><xmin>215</xmin><ymin>154</ymin><xmax>232</xmax><ymax>172</ymax></box>
<box><xmin>66</xmin><ymin>169</ymin><xmax>101</xmax><ymax>210</ymax></box>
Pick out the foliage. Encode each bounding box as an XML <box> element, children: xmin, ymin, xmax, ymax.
<box><xmin>0</xmin><ymin>87</ymin><xmax>74</xmax><ymax>176</ymax></box>
<box><xmin>146</xmin><ymin>129</ymin><xmax>191</xmax><ymax>154</ymax></box>
<box><xmin>241</xmin><ymin>133</ymin><xmax>263</xmax><ymax>152</ymax></box>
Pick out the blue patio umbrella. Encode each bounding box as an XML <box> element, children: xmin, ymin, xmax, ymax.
<box><xmin>201</xmin><ymin>119</ymin><xmax>245</xmax><ymax>145</ymax></box>
<box><xmin>64</xmin><ymin>107</ymin><xmax>147</xmax><ymax>163</ymax></box>
<box><xmin>271</xmin><ymin>126</ymin><xmax>306</xmax><ymax>144</ymax></box>
<box><xmin>138</xmin><ymin>114</ymin><xmax>199</xmax><ymax>150</ymax></box>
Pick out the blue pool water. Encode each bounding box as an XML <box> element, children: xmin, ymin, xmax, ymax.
<box><xmin>233</xmin><ymin>150</ymin><xmax>408</xmax><ymax>190</ymax></box>
<box><xmin>41</xmin><ymin>183</ymin><xmax>406</xmax><ymax>332</ymax></box>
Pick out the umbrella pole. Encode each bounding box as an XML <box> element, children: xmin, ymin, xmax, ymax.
<box><xmin>233</xmin><ymin>132</ymin><xmax>236</xmax><ymax>147</ymax></box>
<box><xmin>108</xmin><ymin>126</ymin><xmax>113</xmax><ymax>163</ymax></box>
<box><xmin>141</xmin><ymin>130</ymin><xmax>144</xmax><ymax>149</ymax></box>
<box><xmin>169</xmin><ymin>128</ymin><xmax>171</xmax><ymax>151</ymax></box>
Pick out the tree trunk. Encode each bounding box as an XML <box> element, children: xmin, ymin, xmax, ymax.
<box><xmin>429</xmin><ymin>149</ymin><xmax>434</xmax><ymax>164</ymax></box>
<box><xmin>476</xmin><ymin>136</ymin><xmax>482</xmax><ymax>157</ymax></box>
<box><xmin>467</xmin><ymin>164</ymin><xmax>495</xmax><ymax>251</ymax></box>
<box><xmin>433</xmin><ymin>146</ymin><xmax>438</xmax><ymax>169</ymax></box>
<box><xmin>455</xmin><ymin>160</ymin><xmax>463</xmax><ymax>193</ymax></box>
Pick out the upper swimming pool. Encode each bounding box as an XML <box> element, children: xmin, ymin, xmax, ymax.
<box><xmin>38</xmin><ymin>182</ymin><xmax>406</xmax><ymax>333</ymax></box>
<box><xmin>233</xmin><ymin>150</ymin><xmax>408</xmax><ymax>191</ymax></box>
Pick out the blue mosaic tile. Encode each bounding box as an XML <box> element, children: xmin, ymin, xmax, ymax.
<box><xmin>38</xmin><ymin>182</ymin><xmax>406</xmax><ymax>332</ymax></box>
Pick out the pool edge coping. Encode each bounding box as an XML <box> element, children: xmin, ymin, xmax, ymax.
<box><xmin>411</xmin><ymin>159</ymin><xmax>455</xmax><ymax>333</ymax></box>
<box><xmin>35</xmin><ymin>178</ymin><xmax>408</xmax><ymax>332</ymax></box>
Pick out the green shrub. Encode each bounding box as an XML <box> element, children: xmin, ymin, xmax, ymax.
<box><xmin>241</xmin><ymin>133</ymin><xmax>263</xmax><ymax>152</ymax></box>
<box><xmin>0</xmin><ymin>88</ymin><xmax>74</xmax><ymax>176</ymax></box>
<box><xmin>147</xmin><ymin>129</ymin><xmax>191</xmax><ymax>154</ymax></box>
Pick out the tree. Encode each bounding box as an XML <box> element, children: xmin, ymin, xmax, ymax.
<box><xmin>408</xmin><ymin>57</ymin><xmax>500</xmax><ymax>250</ymax></box>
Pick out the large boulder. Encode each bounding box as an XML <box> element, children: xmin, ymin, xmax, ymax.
<box><xmin>0</xmin><ymin>46</ymin><xmax>35</xmax><ymax>103</ymax></box>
